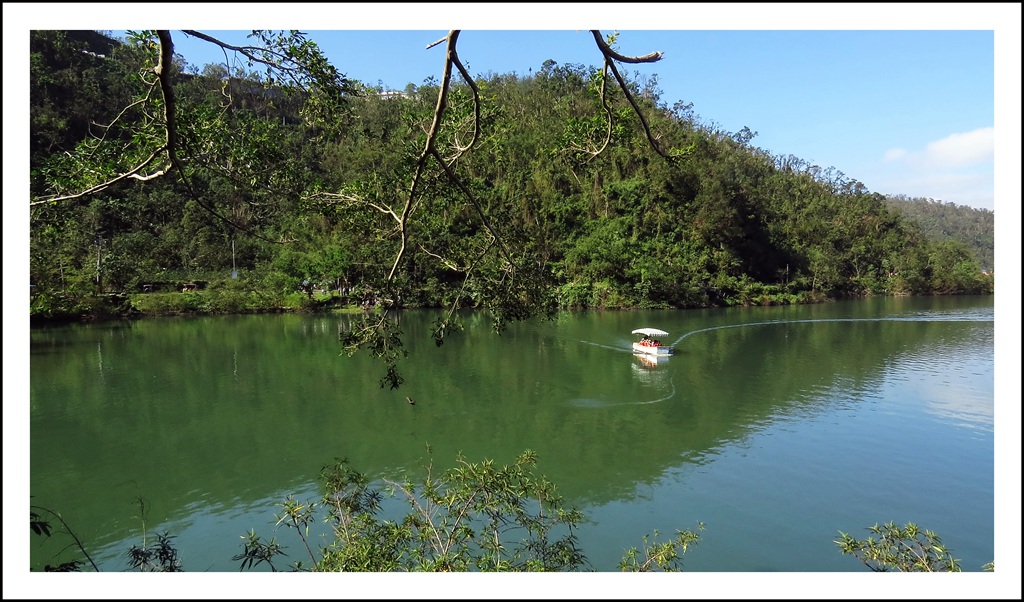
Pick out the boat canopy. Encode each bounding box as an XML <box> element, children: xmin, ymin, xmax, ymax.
<box><xmin>632</xmin><ymin>328</ymin><xmax>669</xmax><ymax>336</ymax></box>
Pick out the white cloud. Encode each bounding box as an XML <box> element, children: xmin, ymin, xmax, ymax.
<box><xmin>873</xmin><ymin>171</ymin><xmax>994</xmax><ymax>209</ymax></box>
<box><xmin>875</xmin><ymin>127</ymin><xmax>996</xmax><ymax>209</ymax></box>
<box><xmin>883</xmin><ymin>127</ymin><xmax>994</xmax><ymax>170</ymax></box>
<box><xmin>921</xmin><ymin>127</ymin><xmax>995</xmax><ymax>169</ymax></box>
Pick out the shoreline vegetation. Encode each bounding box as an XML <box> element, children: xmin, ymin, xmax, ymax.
<box><xmin>29</xmin><ymin>278</ymin><xmax>993</xmax><ymax>327</ymax></box>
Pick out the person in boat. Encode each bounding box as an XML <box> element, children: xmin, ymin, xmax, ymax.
<box><xmin>653</xmin><ymin>339</ymin><xmax>661</xmax><ymax>346</ymax></box>
<box><xmin>640</xmin><ymin>334</ymin><xmax>651</xmax><ymax>346</ymax></box>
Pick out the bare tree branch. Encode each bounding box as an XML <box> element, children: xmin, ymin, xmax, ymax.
<box><xmin>31</xmin><ymin>30</ymin><xmax>180</xmax><ymax>206</ymax></box>
<box><xmin>30</xmin><ymin>146</ymin><xmax>168</xmax><ymax>206</ymax></box>
<box><xmin>590</xmin><ymin>31</ymin><xmax>664</xmax><ymax>64</ymax></box>
<box><xmin>334</xmin><ymin>30</ymin><xmax>501</xmax><ymax>355</ymax></box>
<box><xmin>418</xmin><ymin>244</ymin><xmax>466</xmax><ymax>272</ymax></box>
<box><xmin>33</xmin><ymin>30</ymin><xmax>306</xmax><ymax>247</ymax></box>
<box><xmin>591</xmin><ymin>67</ymin><xmax>615</xmax><ymax>158</ymax></box>
<box><xmin>448</xmin><ymin>50</ymin><xmax>482</xmax><ymax>154</ymax></box>
<box><xmin>156</xmin><ymin>30</ymin><xmax>179</xmax><ymax>166</ymax></box>
<box><xmin>180</xmin><ymin>30</ymin><xmax>317</xmax><ymax>89</ymax></box>
<box><xmin>83</xmin><ymin>95</ymin><xmax>154</xmax><ymax>158</ymax></box>
<box><xmin>388</xmin><ymin>30</ymin><xmax>478</xmax><ymax>283</ymax></box>
<box><xmin>310</xmin><ymin>190</ymin><xmax>402</xmax><ymax>223</ymax></box>
<box><xmin>589</xmin><ymin>30</ymin><xmax>686</xmax><ymax>160</ymax></box>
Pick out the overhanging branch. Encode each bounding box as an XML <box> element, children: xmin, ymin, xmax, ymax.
<box><xmin>589</xmin><ymin>30</ymin><xmax>686</xmax><ymax>161</ymax></box>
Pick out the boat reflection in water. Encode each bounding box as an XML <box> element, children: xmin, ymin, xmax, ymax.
<box><xmin>631</xmin><ymin>351</ymin><xmax>671</xmax><ymax>389</ymax></box>
<box><xmin>633</xmin><ymin>352</ymin><xmax>669</xmax><ymax>369</ymax></box>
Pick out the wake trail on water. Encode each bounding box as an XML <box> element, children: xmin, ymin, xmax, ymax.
<box><xmin>577</xmin><ymin>340</ymin><xmax>635</xmax><ymax>353</ymax></box>
<box><xmin>569</xmin><ymin>376</ymin><xmax>676</xmax><ymax>408</ymax></box>
<box><xmin>670</xmin><ymin>316</ymin><xmax>993</xmax><ymax>347</ymax></box>
<box><xmin>577</xmin><ymin>316</ymin><xmax>990</xmax><ymax>355</ymax></box>
<box><xmin>618</xmin><ymin>377</ymin><xmax>676</xmax><ymax>406</ymax></box>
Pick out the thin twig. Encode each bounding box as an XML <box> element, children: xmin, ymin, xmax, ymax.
<box><xmin>30</xmin><ymin>505</ymin><xmax>101</xmax><ymax>572</ymax></box>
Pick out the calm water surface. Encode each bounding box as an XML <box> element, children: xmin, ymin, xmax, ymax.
<box><xmin>28</xmin><ymin>296</ymin><xmax>995</xmax><ymax>572</ymax></box>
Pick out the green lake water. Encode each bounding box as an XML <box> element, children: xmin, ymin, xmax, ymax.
<box><xmin>26</xmin><ymin>296</ymin><xmax>996</xmax><ymax>575</ymax></box>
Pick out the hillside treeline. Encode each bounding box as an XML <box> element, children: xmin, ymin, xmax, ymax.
<box><xmin>28</xmin><ymin>30</ymin><xmax>993</xmax><ymax>321</ymax></box>
<box><xmin>883</xmin><ymin>195</ymin><xmax>994</xmax><ymax>273</ymax></box>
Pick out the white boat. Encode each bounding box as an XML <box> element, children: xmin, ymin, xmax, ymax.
<box><xmin>631</xmin><ymin>327</ymin><xmax>672</xmax><ymax>356</ymax></box>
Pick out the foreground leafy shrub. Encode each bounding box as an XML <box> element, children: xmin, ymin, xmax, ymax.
<box><xmin>239</xmin><ymin>449</ymin><xmax>703</xmax><ymax>572</ymax></box>
<box><xmin>835</xmin><ymin>521</ymin><xmax>963</xmax><ymax>572</ymax></box>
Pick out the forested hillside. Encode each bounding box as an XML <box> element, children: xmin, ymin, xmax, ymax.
<box><xmin>29</xmin><ymin>30</ymin><xmax>993</xmax><ymax>327</ymax></box>
<box><xmin>884</xmin><ymin>195</ymin><xmax>995</xmax><ymax>273</ymax></box>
